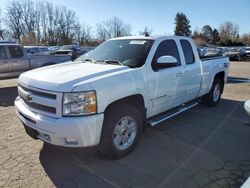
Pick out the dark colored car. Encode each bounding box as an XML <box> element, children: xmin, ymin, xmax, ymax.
<box><xmin>55</xmin><ymin>45</ymin><xmax>81</xmax><ymax>60</ymax></box>
<box><xmin>224</xmin><ymin>47</ymin><xmax>247</xmax><ymax>61</ymax></box>
<box><xmin>245</xmin><ymin>47</ymin><xmax>250</xmax><ymax>59</ymax></box>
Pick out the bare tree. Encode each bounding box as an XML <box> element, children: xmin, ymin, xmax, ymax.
<box><xmin>96</xmin><ymin>22</ymin><xmax>108</xmax><ymax>42</ymax></box>
<box><xmin>96</xmin><ymin>17</ymin><xmax>131</xmax><ymax>41</ymax></box>
<box><xmin>5</xmin><ymin>1</ymin><xmax>24</xmax><ymax>42</ymax></box>
<box><xmin>139</xmin><ymin>26</ymin><xmax>153</xmax><ymax>36</ymax></box>
<box><xmin>0</xmin><ymin>8</ymin><xmax>4</xmax><ymax>40</ymax></box>
<box><xmin>21</xmin><ymin>0</ymin><xmax>37</xmax><ymax>34</ymax></box>
<box><xmin>75</xmin><ymin>22</ymin><xmax>91</xmax><ymax>45</ymax></box>
<box><xmin>219</xmin><ymin>21</ymin><xmax>239</xmax><ymax>44</ymax></box>
<box><xmin>241</xmin><ymin>33</ymin><xmax>250</xmax><ymax>45</ymax></box>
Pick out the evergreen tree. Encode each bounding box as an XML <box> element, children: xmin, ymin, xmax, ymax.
<box><xmin>174</xmin><ymin>12</ymin><xmax>191</xmax><ymax>36</ymax></box>
<box><xmin>212</xmin><ymin>29</ymin><xmax>220</xmax><ymax>44</ymax></box>
<box><xmin>201</xmin><ymin>25</ymin><xmax>213</xmax><ymax>43</ymax></box>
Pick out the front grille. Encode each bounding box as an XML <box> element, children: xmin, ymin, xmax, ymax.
<box><xmin>19</xmin><ymin>84</ymin><xmax>56</xmax><ymax>100</ymax></box>
<box><xmin>20</xmin><ymin>95</ymin><xmax>56</xmax><ymax>114</ymax></box>
<box><xmin>18</xmin><ymin>83</ymin><xmax>60</xmax><ymax>117</ymax></box>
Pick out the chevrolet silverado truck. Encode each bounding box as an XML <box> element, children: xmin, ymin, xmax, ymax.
<box><xmin>0</xmin><ymin>43</ymin><xmax>71</xmax><ymax>79</ymax></box>
<box><xmin>15</xmin><ymin>36</ymin><xmax>230</xmax><ymax>158</ymax></box>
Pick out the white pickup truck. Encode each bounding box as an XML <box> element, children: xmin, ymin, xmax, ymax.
<box><xmin>15</xmin><ymin>36</ymin><xmax>230</xmax><ymax>158</ymax></box>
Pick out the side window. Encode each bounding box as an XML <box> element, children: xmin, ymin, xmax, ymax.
<box><xmin>8</xmin><ymin>46</ymin><xmax>24</xmax><ymax>58</ymax></box>
<box><xmin>180</xmin><ymin>40</ymin><xmax>195</xmax><ymax>64</ymax></box>
<box><xmin>153</xmin><ymin>40</ymin><xmax>181</xmax><ymax>66</ymax></box>
<box><xmin>34</xmin><ymin>48</ymin><xmax>40</xmax><ymax>54</ymax></box>
<box><xmin>0</xmin><ymin>46</ymin><xmax>7</xmax><ymax>59</ymax></box>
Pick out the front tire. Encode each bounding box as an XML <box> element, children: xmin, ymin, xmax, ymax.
<box><xmin>202</xmin><ymin>78</ymin><xmax>223</xmax><ymax>106</ymax></box>
<box><xmin>99</xmin><ymin>104</ymin><xmax>142</xmax><ymax>159</ymax></box>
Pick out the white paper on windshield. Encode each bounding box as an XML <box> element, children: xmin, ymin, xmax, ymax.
<box><xmin>129</xmin><ymin>40</ymin><xmax>146</xmax><ymax>45</ymax></box>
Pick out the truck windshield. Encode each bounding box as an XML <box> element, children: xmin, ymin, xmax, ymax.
<box><xmin>75</xmin><ymin>39</ymin><xmax>154</xmax><ymax>68</ymax></box>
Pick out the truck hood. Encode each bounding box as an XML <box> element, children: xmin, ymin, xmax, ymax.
<box><xmin>19</xmin><ymin>62</ymin><xmax>130</xmax><ymax>92</ymax></box>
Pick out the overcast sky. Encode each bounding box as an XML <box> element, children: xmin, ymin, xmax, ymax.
<box><xmin>0</xmin><ymin>0</ymin><xmax>249</xmax><ymax>35</ymax></box>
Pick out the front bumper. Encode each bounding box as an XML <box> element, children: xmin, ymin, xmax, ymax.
<box><xmin>15</xmin><ymin>97</ymin><xmax>104</xmax><ymax>147</ymax></box>
<box><xmin>244</xmin><ymin>100</ymin><xmax>250</xmax><ymax>116</ymax></box>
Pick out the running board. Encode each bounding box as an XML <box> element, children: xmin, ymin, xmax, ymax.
<box><xmin>148</xmin><ymin>101</ymin><xmax>198</xmax><ymax>127</ymax></box>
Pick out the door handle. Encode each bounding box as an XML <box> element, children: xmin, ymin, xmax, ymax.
<box><xmin>176</xmin><ymin>72</ymin><xmax>185</xmax><ymax>77</ymax></box>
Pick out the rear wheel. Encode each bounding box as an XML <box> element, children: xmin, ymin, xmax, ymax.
<box><xmin>99</xmin><ymin>104</ymin><xmax>142</xmax><ymax>159</ymax></box>
<box><xmin>202</xmin><ymin>78</ymin><xmax>223</xmax><ymax>106</ymax></box>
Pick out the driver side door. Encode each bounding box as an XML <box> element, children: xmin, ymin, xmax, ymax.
<box><xmin>0</xmin><ymin>46</ymin><xmax>11</xmax><ymax>75</ymax></box>
<box><xmin>147</xmin><ymin>39</ymin><xmax>186</xmax><ymax>117</ymax></box>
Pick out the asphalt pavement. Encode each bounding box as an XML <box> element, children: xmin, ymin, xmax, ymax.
<box><xmin>0</xmin><ymin>61</ymin><xmax>250</xmax><ymax>188</ymax></box>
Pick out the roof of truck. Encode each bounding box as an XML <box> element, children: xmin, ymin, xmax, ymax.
<box><xmin>110</xmin><ymin>35</ymin><xmax>191</xmax><ymax>41</ymax></box>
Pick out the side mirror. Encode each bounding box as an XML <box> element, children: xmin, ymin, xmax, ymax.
<box><xmin>157</xmin><ymin>55</ymin><xmax>178</xmax><ymax>68</ymax></box>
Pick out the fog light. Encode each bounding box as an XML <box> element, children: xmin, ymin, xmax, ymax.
<box><xmin>64</xmin><ymin>137</ymin><xmax>78</xmax><ymax>144</ymax></box>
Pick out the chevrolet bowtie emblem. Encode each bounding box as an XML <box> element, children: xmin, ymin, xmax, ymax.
<box><xmin>23</xmin><ymin>92</ymin><xmax>32</xmax><ymax>102</ymax></box>
<box><xmin>26</xmin><ymin>94</ymin><xmax>32</xmax><ymax>102</ymax></box>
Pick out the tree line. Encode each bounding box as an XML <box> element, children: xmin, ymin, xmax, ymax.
<box><xmin>0</xmin><ymin>1</ymin><xmax>250</xmax><ymax>47</ymax></box>
<box><xmin>0</xmin><ymin>0</ymin><xmax>133</xmax><ymax>46</ymax></box>
<box><xmin>174</xmin><ymin>12</ymin><xmax>250</xmax><ymax>46</ymax></box>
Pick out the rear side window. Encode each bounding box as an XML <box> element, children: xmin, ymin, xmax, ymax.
<box><xmin>180</xmin><ymin>40</ymin><xmax>195</xmax><ymax>64</ymax></box>
<box><xmin>153</xmin><ymin>40</ymin><xmax>181</xmax><ymax>66</ymax></box>
<box><xmin>0</xmin><ymin>46</ymin><xmax>7</xmax><ymax>59</ymax></box>
<box><xmin>40</xmin><ymin>48</ymin><xmax>49</xmax><ymax>52</ymax></box>
<box><xmin>8</xmin><ymin>46</ymin><xmax>24</xmax><ymax>58</ymax></box>
<box><xmin>34</xmin><ymin>48</ymin><xmax>40</xmax><ymax>53</ymax></box>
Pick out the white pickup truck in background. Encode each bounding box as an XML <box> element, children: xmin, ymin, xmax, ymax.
<box><xmin>15</xmin><ymin>36</ymin><xmax>230</xmax><ymax>158</ymax></box>
<box><xmin>0</xmin><ymin>43</ymin><xmax>71</xmax><ymax>79</ymax></box>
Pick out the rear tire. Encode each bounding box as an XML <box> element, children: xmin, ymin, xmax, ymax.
<box><xmin>98</xmin><ymin>104</ymin><xmax>142</xmax><ymax>159</ymax></box>
<box><xmin>202</xmin><ymin>78</ymin><xmax>223</xmax><ymax>106</ymax></box>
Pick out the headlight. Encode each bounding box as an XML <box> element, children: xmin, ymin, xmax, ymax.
<box><xmin>63</xmin><ymin>91</ymin><xmax>97</xmax><ymax>116</ymax></box>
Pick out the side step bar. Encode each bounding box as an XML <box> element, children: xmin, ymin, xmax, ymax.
<box><xmin>148</xmin><ymin>101</ymin><xmax>198</xmax><ymax>127</ymax></box>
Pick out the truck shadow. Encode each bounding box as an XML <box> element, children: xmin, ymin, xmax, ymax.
<box><xmin>39</xmin><ymin>98</ymin><xmax>250</xmax><ymax>188</ymax></box>
<box><xmin>0</xmin><ymin>86</ymin><xmax>18</xmax><ymax>107</ymax></box>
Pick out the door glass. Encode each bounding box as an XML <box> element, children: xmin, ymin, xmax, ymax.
<box><xmin>8</xmin><ymin>46</ymin><xmax>24</xmax><ymax>58</ymax></box>
<box><xmin>153</xmin><ymin>40</ymin><xmax>181</xmax><ymax>66</ymax></box>
<box><xmin>180</xmin><ymin>40</ymin><xmax>195</xmax><ymax>64</ymax></box>
<box><xmin>0</xmin><ymin>46</ymin><xmax>7</xmax><ymax>59</ymax></box>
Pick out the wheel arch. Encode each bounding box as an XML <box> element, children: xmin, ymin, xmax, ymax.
<box><xmin>214</xmin><ymin>71</ymin><xmax>225</xmax><ymax>93</ymax></box>
<box><xmin>104</xmin><ymin>94</ymin><xmax>147</xmax><ymax>131</ymax></box>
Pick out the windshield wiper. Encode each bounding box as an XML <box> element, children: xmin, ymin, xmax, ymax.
<box><xmin>101</xmin><ymin>60</ymin><xmax>123</xmax><ymax>66</ymax></box>
<box><xmin>83</xmin><ymin>58</ymin><xmax>96</xmax><ymax>63</ymax></box>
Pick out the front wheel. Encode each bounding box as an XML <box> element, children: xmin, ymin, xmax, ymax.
<box><xmin>98</xmin><ymin>104</ymin><xmax>142</xmax><ymax>159</ymax></box>
<box><xmin>202</xmin><ymin>79</ymin><xmax>223</xmax><ymax>106</ymax></box>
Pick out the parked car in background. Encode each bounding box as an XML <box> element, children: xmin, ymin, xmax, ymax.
<box><xmin>198</xmin><ymin>47</ymin><xmax>223</xmax><ymax>58</ymax></box>
<box><xmin>203</xmin><ymin>48</ymin><xmax>222</xmax><ymax>57</ymax></box>
<box><xmin>80</xmin><ymin>47</ymin><xmax>95</xmax><ymax>55</ymax></box>
<box><xmin>0</xmin><ymin>43</ymin><xmax>71</xmax><ymax>78</ymax></box>
<box><xmin>245</xmin><ymin>47</ymin><xmax>250</xmax><ymax>59</ymax></box>
<box><xmin>217</xmin><ymin>47</ymin><xmax>228</xmax><ymax>56</ymax></box>
<box><xmin>197</xmin><ymin>47</ymin><xmax>206</xmax><ymax>58</ymax></box>
<box><xmin>224</xmin><ymin>47</ymin><xmax>247</xmax><ymax>61</ymax></box>
<box><xmin>48</xmin><ymin>46</ymin><xmax>60</xmax><ymax>55</ymax></box>
<box><xmin>54</xmin><ymin>45</ymin><xmax>81</xmax><ymax>60</ymax></box>
<box><xmin>25</xmin><ymin>46</ymin><xmax>50</xmax><ymax>56</ymax></box>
